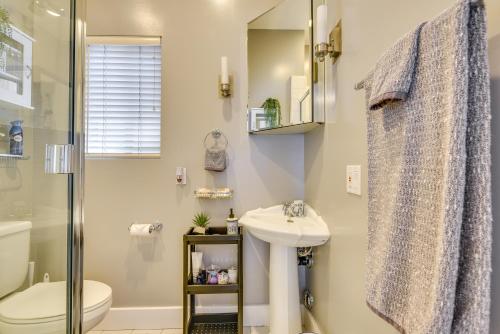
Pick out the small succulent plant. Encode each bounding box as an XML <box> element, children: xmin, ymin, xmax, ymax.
<box><xmin>192</xmin><ymin>212</ymin><xmax>210</xmax><ymax>228</ymax></box>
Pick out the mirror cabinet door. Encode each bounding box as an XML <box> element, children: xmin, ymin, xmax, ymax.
<box><xmin>247</xmin><ymin>0</ymin><xmax>325</xmax><ymax>133</ymax></box>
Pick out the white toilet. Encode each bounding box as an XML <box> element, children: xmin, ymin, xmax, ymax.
<box><xmin>0</xmin><ymin>221</ymin><xmax>112</xmax><ymax>334</ymax></box>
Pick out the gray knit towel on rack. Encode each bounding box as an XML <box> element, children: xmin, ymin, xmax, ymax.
<box><xmin>357</xmin><ymin>0</ymin><xmax>491</xmax><ymax>333</ymax></box>
<box><xmin>367</xmin><ymin>22</ymin><xmax>425</xmax><ymax>110</ymax></box>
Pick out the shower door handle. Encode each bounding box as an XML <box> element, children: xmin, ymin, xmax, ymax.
<box><xmin>45</xmin><ymin>144</ymin><xmax>74</xmax><ymax>174</ymax></box>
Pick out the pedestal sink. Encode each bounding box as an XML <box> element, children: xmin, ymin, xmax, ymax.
<box><xmin>240</xmin><ymin>204</ymin><xmax>330</xmax><ymax>334</ymax></box>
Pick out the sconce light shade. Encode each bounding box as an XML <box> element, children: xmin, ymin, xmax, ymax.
<box><xmin>314</xmin><ymin>4</ymin><xmax>342</xmax><ymax>64</ymax></box>
<box><xmin>220</xmin><ymin>56</ymin><xmax>231</xmax><ymax>97</ymax></box>
<box><xmin>221</xmin><ymin>56</ymin><xmax>229</xmax><ymax>84</ymax></box>
<box><xmin>316</xmin><ymin>5</ymin><xmax>328</xmax><ymax>45</ymax></box>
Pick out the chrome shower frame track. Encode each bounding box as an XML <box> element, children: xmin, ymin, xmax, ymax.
<box><xmin>68</xmin><ymin>0</ymin><xmax>86</xmax><ymax>333</ymax></box>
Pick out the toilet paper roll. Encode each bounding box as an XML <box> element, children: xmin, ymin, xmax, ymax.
<box><xmin>129</xmin><ymin>224</ymin><xmax>153</xmax><ymax>237</ymax></box>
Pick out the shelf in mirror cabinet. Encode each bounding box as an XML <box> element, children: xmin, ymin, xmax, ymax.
<box><xmin>249</xmin><ymin>122</ymin><xmax>322</xmax><ymax>135</ymax></box>
<box><xmin>0</xmin><ymin>154</ymin><xmax>30</xmax><ymax>160</ymax></box>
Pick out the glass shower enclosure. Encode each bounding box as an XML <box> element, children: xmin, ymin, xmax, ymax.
<box><xmin>0</xmin><ymin>0</ymin><xmax>85</xmax><ymax>333</ymax></box>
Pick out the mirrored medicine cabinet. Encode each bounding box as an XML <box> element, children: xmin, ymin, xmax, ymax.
<box><xmin>247</xmin><ymin>0</ymin><xmax>325</xmax><ymax>135</ymax></box>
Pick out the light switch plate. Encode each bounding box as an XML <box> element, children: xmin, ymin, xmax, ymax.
<box><xmin>346</xmin><ymin>165</ymin><xmax>361</xmax><ymax>195</ymax></box>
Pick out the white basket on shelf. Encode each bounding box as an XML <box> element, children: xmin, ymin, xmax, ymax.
<box><xmin>194</xmin><ymin>188</ymin><xmax>233</xmax><ymax>200</ymax></box>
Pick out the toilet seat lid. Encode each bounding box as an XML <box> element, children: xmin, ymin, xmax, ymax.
<box><xmin>0</xmin><ymin>280</ymin><xmax>112</xmax><ymax>324</ymax></box>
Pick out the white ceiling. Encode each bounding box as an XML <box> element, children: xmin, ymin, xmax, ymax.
<box><xmin>248</xmin><ymin>0</ymin><xmax>309</xmax><ymax>31</ymax></box>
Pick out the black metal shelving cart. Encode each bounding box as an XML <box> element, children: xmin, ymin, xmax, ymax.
<box><xmin>183</xmin><ymin>226</ymin><xmax>243</xmax><ymax>334</ymax></box>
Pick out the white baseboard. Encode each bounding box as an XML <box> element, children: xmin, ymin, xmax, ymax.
<box><xmin>93</xmin><ymin>304</ymin><xmax>269</xmax><ymax>331</ymax></box>
<box><xmin>94</xmin><ymin>304</ymin><xmax>323</xmax><ymax>332</ymax></box>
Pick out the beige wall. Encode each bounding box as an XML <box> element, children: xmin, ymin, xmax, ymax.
<box><xmin>84</xmin><ymin>0</ymin><xmax>304</xmax><ymax>307</ymax></box>
<box><xmin>305</xmin><ymin>0</ymin><xmax>500</xmax><ymax>333</ymax></box>
<box><xmin>248</xmin><ymin>29</ymin><xmax>305</xmax><ymax>125</ymax></box>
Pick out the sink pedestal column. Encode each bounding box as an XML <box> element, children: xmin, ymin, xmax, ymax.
<box><xmin>269</xmin><ymin>243</ymin><xmax>301</xmax><ymax>334</ymax></box>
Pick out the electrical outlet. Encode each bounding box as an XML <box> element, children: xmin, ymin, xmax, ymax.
<box><xmin>176</xmin><ymin>167</ymin><xmax>187</xmax><ymax>185</ymax></box>
<box><xmin>346</xmin><ymin>165</ymin><xmax>361</xmax><ymax>195</ymax></box>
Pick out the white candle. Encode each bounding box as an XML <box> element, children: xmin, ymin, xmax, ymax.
<box><xmin>221</xmin><ymin>56</ymin><xmax>229</xmax><ymax>84</ymax></box>
<box><xmin>316</xmin><ymin>4</ymin><xmax>328</xmax><ymax>45</ymax></box>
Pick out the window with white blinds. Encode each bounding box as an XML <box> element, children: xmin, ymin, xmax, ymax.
<box><xmin>85</xmin><ymin>37</ymin><xmax>161</xmax><ymax>157</ymax></box>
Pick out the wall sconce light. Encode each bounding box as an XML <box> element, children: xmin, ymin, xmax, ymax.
<box><xmin>219</xmin><ymin>56</ymin><xmax>232</xmax><ymax>97</ymax></box>
<box><xmin>314</xmin><ymin>5</ymin><xmax>342</xmax><ymax>63</ymax></box>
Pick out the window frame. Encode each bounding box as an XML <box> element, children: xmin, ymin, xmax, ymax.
<box><xmin>85</xmin><ymin>35</ymin><xmax>163</xmax><ymax>160</ymax></box>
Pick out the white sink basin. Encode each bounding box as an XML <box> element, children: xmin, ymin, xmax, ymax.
<box><xmin>240</xmin><ymin>204</ymin><xmax>329</xmax><ymax>247</ymax></box>
<box><xmin>240</xmin><ymin>204</ymin><xmax>330</xmax><ymax>334</ymax></box>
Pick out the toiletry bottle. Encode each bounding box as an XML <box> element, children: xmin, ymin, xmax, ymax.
<box><xmin>207</xmin><ymin>265</ymin><xmax>219</xmax><ymax>284</ymax></box>
<box><xmin>226</xmin><ymin>208</ymin><xmax>239</xmax><ymax>235</ymax></box>
<box><xmin>9</xmin><ymin>120</ymin><xmax>23</xmax><ymax>156</ymax></box>
<box><xmin>228</xmin><ymin>266</ymin><xmax>238</xmax><ymax>284</ymax></box>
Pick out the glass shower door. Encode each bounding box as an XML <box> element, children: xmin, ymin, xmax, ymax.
<box><xmin>0</xmin><ymin>0</ymin><xmax>83</xmax><ymax>333</ymax></box>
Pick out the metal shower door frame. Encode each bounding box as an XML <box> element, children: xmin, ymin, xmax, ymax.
<box><xmin>68</xmin><ymin>0</ymin><xmax>86</xmax><ymax>333</ymax></box>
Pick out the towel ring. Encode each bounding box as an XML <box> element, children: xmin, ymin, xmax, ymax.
<box><xmin>203</xmin><ymin>129</ymin><xmax>228</xmax><ymax>150</ymax></box>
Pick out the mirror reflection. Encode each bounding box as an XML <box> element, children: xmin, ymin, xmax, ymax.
<box><xmin>247</xmin><ymin>0</ymin><xmax>314</xmax><ymax>133</ymax></box>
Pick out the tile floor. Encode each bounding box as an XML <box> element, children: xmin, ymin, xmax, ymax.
<box><xmin>89</xmin><ymin>327</ymin><xmax>268</xmax><ymax>334</ymax></box>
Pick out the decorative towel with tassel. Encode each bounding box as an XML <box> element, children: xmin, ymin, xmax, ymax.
<box><xmin>357</xmin><ymin>0</ymin><xmax>491</xmax><ymax>333</ymax></box>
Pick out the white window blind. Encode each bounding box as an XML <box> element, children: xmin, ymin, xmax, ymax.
<box><xmin>85</xmin><ymin>37</ymin><xmax>161</xmax><ymax>157</ymax></box>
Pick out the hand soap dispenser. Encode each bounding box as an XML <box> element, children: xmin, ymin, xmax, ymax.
<box><xmin>226</xmin><ymin>208</ymin><xmax>239</xmax><ymax>235</ymax></box>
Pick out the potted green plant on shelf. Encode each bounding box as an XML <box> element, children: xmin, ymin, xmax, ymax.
<box><xmin>261</xmin><ymin>97</ymin><xmax>281</xmax><ymax>128</ymax></box>
<box><xmin>192</xmin><ymin>212</ymin><xmax>210</xmax><ymax>235</ymax></box>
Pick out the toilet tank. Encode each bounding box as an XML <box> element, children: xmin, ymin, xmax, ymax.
<box><xmin>0</xmin><ymin>221</ymin><xmax>31</xmax><ymax>298</ymax></box>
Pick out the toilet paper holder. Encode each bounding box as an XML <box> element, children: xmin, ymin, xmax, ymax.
<box><xmin>128</xmin><ymin>222</ymin><xmax>163</xmax><ymax>234</ymax></box>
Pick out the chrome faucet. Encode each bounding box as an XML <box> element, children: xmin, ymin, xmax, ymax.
<box><xmin>282</xmin><ymin>201</ymin><xmax>294</xmax><ymax>223</ymax></box>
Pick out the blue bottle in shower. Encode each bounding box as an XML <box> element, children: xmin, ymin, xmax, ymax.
<box><xmin>9</xmin><ymin>120</ymin><xmax>23</xmax><ymax>156</ymax></box>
